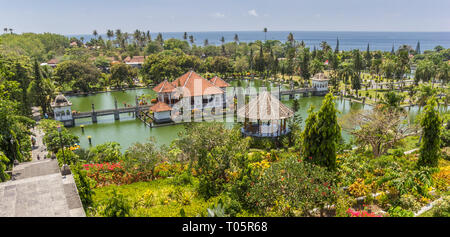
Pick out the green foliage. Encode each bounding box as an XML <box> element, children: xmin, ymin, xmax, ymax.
<box><xmin>301</xmin><ymin>93</ymin><xmax>341</xmax><ymax>169</ymax></box>
<box><xmin>387</xmin><ymin>206</ymin><xmax>414</xmax><ymax>217</ymax></box>
<box><xmin>88</xmin><ymin>142</ymin><xmax>122</xmax><ymax>163</ymax></box>
<box><xmin>110</xmin><ymin>63</ymin><xmax>137</xmax><ymax>88</ymax></box>
<box><xmin>428</xmin><ymin>196</ymin><xmax>450</xmax><ymax>217</ymax></box>
<box><xmin>0</xmin><ymin>33</ymin><xmax>69</xmax><ymax>61</ymax></box>
<box><xmin>56</xmin><ymin>148</ymin><xmax>78</xmax><ymax>166</ymax></box>
<box><xmin>123</xmin><ymin>139</ymin><xmax>163</xmax><ymax>179</ymax></box>
<box><xmin>0</xmin><ymin>151</ymin><xmax>10</xmax><ymax>182</ymax></box>
<box><xmin>54</xmin><ymin>60</ymin><xmax>101</xmax><ymax>92</ymax></box>
<box><xmin>71</xmin><ymin>163</ymin><xmax>95</xmax><ymax>210</ymax></box>
<box><xmin>381</xmin><ymin>91</ymin><xmax>404</xmax><ymax>109</ymax></box>
<box><xmin>99</xmin><ymin>189</ymin><xmax>131</xmax><ymax>217</ymax></box>
<box><xmin>248</xmin><ymin>156</ymin><xmax>338</xmax><ymax>217</ymax></box>
<box><xmin>419</xmin><ymin>97</ymin><xmax>442</xmax><ymax>167</ymax></box>
<box><xmin>207</xmin><ymin>201</ymin><xmax>228</xmax><ymax>217</ymax></box>
<box><xmin>38</xmin><ymin>119</ymin><xmax>79</xmax><ymax>153</ymax></box>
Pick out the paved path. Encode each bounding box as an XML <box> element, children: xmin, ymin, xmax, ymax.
<box><xmin>0</xmin><ymin>159</ymin><xmax>85</xmax><ymax>217</ymax></box>
<box><xmin>30</xmin><ymin>127</ymin><xmax>48</xmax><ymax>161</ymax></box>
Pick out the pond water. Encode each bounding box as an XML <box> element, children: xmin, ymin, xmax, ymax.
<box><xmin>66</xmin><ymin>83</ymin><xmax>443</xmax><ymax>152</ymax></box>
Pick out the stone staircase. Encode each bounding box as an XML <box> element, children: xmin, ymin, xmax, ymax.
<box><xmin>0</xmin><ymin>159</ymin><xmax>85</xmax><ymax>217</ymax></box>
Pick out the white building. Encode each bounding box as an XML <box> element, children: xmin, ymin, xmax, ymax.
<box><xmin>311</xmin><ymin>73</ymin><xmax>330</xmax><ymax>95</ymax></box>
<box><xmin>151</xmin><ymin>71</ymin><xmax>228</xmax><ymax>123</ymax></box>
<box><xmin>51</xmin><ymin>94</ymin><xmax>74</xmax><ymax>127</ymax></box>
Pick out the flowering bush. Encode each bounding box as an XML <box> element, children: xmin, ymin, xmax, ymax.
<box><xmin>248</xmin><ymin>156</ymin><xmax>339</xmax><ymax>217</ymax></box>
<box><xmin>83</xmin><ymin>162</ymin><xmax>154</xmax><ymax>187</ymax></box>
<box><xmin>346</xmin><ymin>208</ymin><xmax>382</xmax><ymax>217</ymax></box>
<box><xmin>348</xmin><ymin>178</ymin><xmax>372</xmax><ymax>198</ymax></box>
<box><xmin>433</xmin><ymin>166</ymin><xmax>450</xmax><ymax>192</ymax></box>
<box><xmin>153</xmin><ymin>162</ymin><xmax>186</xmax><ymax>178</ymax></box>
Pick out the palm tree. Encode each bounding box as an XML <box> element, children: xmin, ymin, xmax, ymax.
<box><xmin>8</xmin><ymin>28</ymin><xmax>13</xmax><ymax>34</ymax></box>
<box><xmin>234</xmin><ymin>34</ymin><xmax>239</xmax><ymax>44</ymax></box>
<box><xmin>263</xmin><ymin>27</ymin><xmax>268</xmax><ymax>41</ymax></box>
<box><xmin>106</xmin><ymin>30</ymin><xmax>114</xmax><ymax>41</ymax></box>
<box><xmin>287</xmin><ymin>32</ymin><xmax>294</xmax><ymax>47</ymax></box>
<box><xmin>415</xmin><ymin>60</ymin><xmax>436</xmax><ymax>87</ymax></box>
<box><xmin>320</xmin><ymin>41</ymin><xmax>331</xmax><ymax>53</ymax></box>
<box><xmin>183</xmin><ymin>32</ymin><xmax>188</xmax><ymax>41</ymax></box>
<box><xmin>3</xmin><ymin>28</ymin><xmax>7</xmax><ymax>34</ymax></box>
<box><xmin>338</xmin><ymin>62</ymin><xmax>357</xmax><ymax>96</ymax></box>
<box><xmin>220</xmin><ymin>36</ymin><xmax>225</xmax><ymax>45</ymax></box>
<box><xmin>93</xmin><ymin>30</ymin><xmax>98</xmax><ymax>39</ymax></box>
<box><xmin>189</xmin><ymin>35</ymin><xmax>194</xmax><ymax>44</ymax></box>
<box><xmin>416</xmin><ymin>84</ymin><xmax>437</xmax><ymax>111</ymax></box>
<box><xmin>436</xmin><ymin>62</ymin><xmax>449</xmax><ymax>88</ymax></box>
<box><xmin>204</xmin><ymin>39</ymin><xmax>209</xmax><ymax>47</ymax></box>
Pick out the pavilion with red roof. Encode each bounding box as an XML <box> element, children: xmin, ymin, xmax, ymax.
<box><xmin>150</xmin><ymin>71</ymin><xmax>229</xmax><ymax>123</ymax></box>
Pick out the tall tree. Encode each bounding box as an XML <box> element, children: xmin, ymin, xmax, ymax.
<box><xmin>335</xmin><ymin>37</ymin><xmax>339</xmax><ymax>53</ymax></box>
<box><xmin>300</xmin><ymin>47</ymin><xmax>311</xmax><ymax>81</ymax></box>
<box><xmin>418</xmin><ymin>97</ymin><xmax>441</xmax><ymax>167</ymax></box>
<box><xmin>234</xmin><ymin>34</ymin><xmax>239</xmax><ymax>44</ymax></box>
<box><xmin>263</xmin><ymin>27</ymin><xmax>268</xmax><ymax>41</ymax></box>
<box><xmin>29</xmin><ymin>60</ymin><xmax>51</xmax><ymax>115</ymax></box>
<box><xmin>415</xmin><ymin>41</ymin><xmax>421</xmax><ymax>54</ymax></box>
<box><xmin>106</xmin><ymin>30</ymin><xmax>114</xmax><ymax>41</ymax></box>
<box><xmin>287</xmin><ymin>32</ymin><xmax>294</xmax><ymax>47</ymax></box>
<box><xmin>301</xmin><ymin>93</ymin><xmax>341</xmax><ymax>170</ymax></box>
<box><xmin>365</xmin><ymin>43</ymin><xmax>372</xmax><ymax>70</ymax></box>
<box><xmin>183</xmin><ymin>32</ymin><xmax>188</xmax><ymax>41</ymax></box>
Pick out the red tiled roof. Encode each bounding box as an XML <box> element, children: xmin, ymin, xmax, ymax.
<box><xmin>209</xmin><ymin>76</ymin><xmax>230</xmax><ymax>88</ymax></box>
<box><xmin>150</xmin><ymin>101</ymin><xmax>172</xmax><ymax>112</ymax></box>
<box><xmin>171</xmin><ymin>71</ymin><xmax>224</xmax><ymax>97</ymax></box>
<box><xmin>153</xmin><ymin>80</ymin><xmax>176</xmax><ymax>93</ymax></box>
<box><xmin>47</xmin><ymin>58</ymin><xmax>59</xmax><ymax>64</ymax></box>
<box><xmin>124</xmin><ymin>56</ymin><xmax>145</xmax><ymax>64</ymax></box>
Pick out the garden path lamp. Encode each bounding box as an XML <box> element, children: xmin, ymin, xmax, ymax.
<box><xmin>10</xmin><ymin>138</ymin><xmax>18</xmax><ymax>166</ymax></box>
<box><xmin>57</xmin><ymin>125</ymin><xmax>66</xmax><ymax>165</ymax></box>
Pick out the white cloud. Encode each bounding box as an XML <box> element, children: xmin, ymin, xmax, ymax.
<box><xmin>210</xmin><ymin>12</ymin><xmax>225</xmax><ymax>18</ymax></box>
<box><xmin>248</xmin><ymin>9</ymin><xmax>258</xmax><ymax>17</ymax></box>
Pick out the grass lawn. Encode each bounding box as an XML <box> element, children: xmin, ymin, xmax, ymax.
<box><xmin>90</xmin><ymin>178</ymin><xmax>224</xmax><ymax>217</ymax></box>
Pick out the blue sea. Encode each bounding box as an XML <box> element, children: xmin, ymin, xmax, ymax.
<box><xmin>68</xmin><ymin>31</ymin><xmax>450</xmax><ymax>52</ymax></box>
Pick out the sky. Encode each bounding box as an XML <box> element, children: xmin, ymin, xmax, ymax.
<box><xmin>1</xmin><ymin>0</ymin><xmax>449</xmax><ymax>34</ymax></box>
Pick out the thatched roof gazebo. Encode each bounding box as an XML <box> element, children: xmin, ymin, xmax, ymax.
<box><xmin>237</xmin><ymin>91</ymin><xmax>294</xmax><ymax>137</ymax></box>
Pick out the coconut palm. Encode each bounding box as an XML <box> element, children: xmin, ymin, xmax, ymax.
<box><xmin>204</xmin><ymin>39</ymin><xmax>209</xmax><ymax>47</ymax></box>
<box><xmin>189</xmin><ymin>35</ymin><xmax>194</xmax><ymax>44</ymax></box>
<box><xmin>338</xmin><ymin>62</ymin><xmax>357</xmax><ymax>96</ymax></box>
<box><xmin>234</xmin><ymin>34</ymin><xmax>239</xmax><ymax>44</ymax></box>
<box><xmin>436</xmin><ymin>62</ymin><xmax>449</xmax><ymax>88</ymax></box>
<box><xmin>93</xmin><ymin>30</ymin><xmax>98</xmax><ymax>39</ymax></box>
<box><xmin>183</xmin><ymin>32</ymin><xmax>187</xmax><ymax>41</ymax></box>
<box><xmin>320</xmin><ymin>41</ymin><xmax>331</xmax><ymax>53</ymax></box>
<box><xmin>106</xmin><ymin>30</ymin><xmax>114</xmax><ymax>41</ymax></box>
<box><xmin>415</xmin><ymin>60</ymin><xmax>436</xmax><ymax>87</ymax></box>
<box><xmin>416</xmin><ymin>84</ymin><xmax>437</xmax><ymax>111</ymax></box>
<box><xmin>263</xmin><ymin>27</ymin><xmax>267</xmax><ymax>41</ymax></box>
<box><xmin>287</xmin><ymin>32</ymin><xmax>294</xmax><ymax>47</ymax></box>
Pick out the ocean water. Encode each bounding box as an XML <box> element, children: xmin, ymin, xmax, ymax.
<box><xmin>68</xmin><ymin>31</ymin><xmax>450</xmax><ymax>52</ymax></box>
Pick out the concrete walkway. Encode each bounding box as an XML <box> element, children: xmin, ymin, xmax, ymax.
<box><xmin>0</xmin><ymin>126</ymin><xmax>85</xmax><ymax>217</ymax></box>
<box><xmin>31</xmin><ymin>127</ymin><xmax>48</xmax><ymax>161</ymax></box>
<box><xmin>0</xmin><ymin>159</ymin><xmax>85</xmax><ymax>217</ymax></box>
